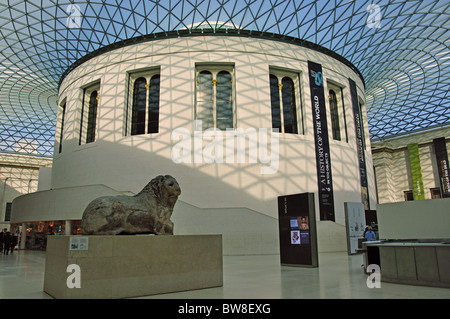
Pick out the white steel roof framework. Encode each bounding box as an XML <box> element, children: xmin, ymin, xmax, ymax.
<box><xmin>0</xmin><ymin>0</ymin><xmax>449</xmax><ymax>157</ymax></box>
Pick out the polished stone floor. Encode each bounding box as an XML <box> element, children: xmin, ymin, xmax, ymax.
<box><xmin>1</xmin><ymin>250</ymin><xmax>449</xmax><ymax>299</ymax></box>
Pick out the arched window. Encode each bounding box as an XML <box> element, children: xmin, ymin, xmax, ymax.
<box><xmin>131</xmin><ymin>77</ymin><xmax>147</xmax><ymax>135</ymax></box>
<box><xmin>270</xmin><ymin>74</ymin><xmax>281</xmax><ymax>132</ymax></box>
<box><xmin>281</xmin><ymin>77</ymin><xmax>298</xmax><ymax>134</ymax></box>
<box><xmin>196</xmin><ymin>66</ymin><xmax>235</xmax><ymax>130</ymax></box>
<box><xmin>58</xmin><ymin>100</ymin><xmax>66</xmax><ymax>153</ymax></box>
<box><xmin>79</xmin><ymin>82</ymin><xmax>100</xmax><ymax>145</ymax></box>
<box><xmin>216</xmin><ymin>71</ymin><xmax>233</xmax><ymax>130</ymax></box>
<box><xmin>86</xmin><ymin>90</ymin><xmax>98</xmax><ymax>143</ymax></box>
<box><xmin>329</xmin><ymin>89</ymin><xmax>341</xmax><ymax>141</ymax></box>
<box><xmin>269</xmin><ymin>71</ymin><xmax>302</xmax><ymax>134</ymax></box>
<box><xmin>148</xmin><ymin>74</ymin><xmax>160</xmax><ymax>134</ymax></box>
<box><xmin>196</xmin><ymin>70</ymin><xmax>214</xmax><ymax>130</ymax></box>
<box><xmin>127</xmin><ymin>69</ymin><xmax>161</xmax><ymax>136</ymax></box>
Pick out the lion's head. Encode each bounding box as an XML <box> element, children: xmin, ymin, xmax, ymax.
<box><xmin>152</xmin><ymin>175</ymin><xmax>181</xmax><ymax>197</ymax></box>
<box><xmin>139</xmin><ymin>175</ymin><xmax>181</xmax><ymax>207</ymax></box>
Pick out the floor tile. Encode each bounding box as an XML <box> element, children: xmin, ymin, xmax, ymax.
<box><xmin>1</xmin><ymin>250</ymin><xmax>449</xmax><ymax>299</ymax></box>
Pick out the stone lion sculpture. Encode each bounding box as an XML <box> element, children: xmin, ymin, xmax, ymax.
<box><xmin>81</xmin><ymin>175</ymin><xmax>181</xmax><ymax>235</ymax></box>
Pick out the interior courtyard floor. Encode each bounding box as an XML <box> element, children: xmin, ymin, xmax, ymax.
<box><xmin>0</xmin><ymin>250</ymin><xmax>449</xmax><ymax>299</ymax></box>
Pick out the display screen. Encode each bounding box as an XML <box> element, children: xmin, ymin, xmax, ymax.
<box><xmin>290</xmin><ymin>230</ymin><xmax>300</xmax><ymax>244</ymax></box>
<box><xmin>289</xmin><ymin>217</ymin><xmax>310</xmax><ymax>245</ymax></box>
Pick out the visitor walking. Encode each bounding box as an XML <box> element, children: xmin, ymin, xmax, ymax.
<box><xmin>3</xmin><ymin>231</ymin><xmax>12</xmax><ymax>255</ymax></box>
<box><xmin>9</xmin><ymin>231</ymin><xmax>18</xmax><ymax>254</ymax></box>
<box><xmin>0</xmin><ymin>228</ymin><xmax>6</xmax><ymax>254</ymax></box>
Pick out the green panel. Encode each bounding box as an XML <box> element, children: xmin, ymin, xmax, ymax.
<box><xmin>407</xmin><ymin>143</ymin><xmax>425</xmax><ymax>200</ymax></box>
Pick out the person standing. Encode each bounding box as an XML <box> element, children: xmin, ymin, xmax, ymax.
<box><xmin>10</xmin><ymin>230</ymin><xmax>18</xmax><ymax>254</ymax></box>
<box><xmin>364</xmin><ymin>226</ymin><xmax>376</xmax><ymax>242</ymax></box>
<box><xmin>0</xmin><ymin>228</ymin><xmax>6</xmax><ymax>254</ymax></box>
<box><xmin>3</xmin><ymin>231</ymin><xmax>12</xmax><ymax>255</ymax></box>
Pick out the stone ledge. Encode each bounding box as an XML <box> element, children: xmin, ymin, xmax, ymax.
<box><xmin>44</xmin><ymin>234</ymin><xmax>223</xmax><ymax>299</ymax></box>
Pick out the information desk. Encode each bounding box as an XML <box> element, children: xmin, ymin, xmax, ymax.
<box><xmin>363</xmin><ymin>241</ymin><xmax>450</xmax><ymax>288</ymax></box>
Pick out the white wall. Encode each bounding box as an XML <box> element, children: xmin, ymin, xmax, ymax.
<box><xmin>377</xmin><ymin>198</ymin><xmax>450</xmax><ymax>240</ymax></box>
<box><xmin>172</xmin><ymin>201</ymin><xmax>279</xmax><ymax>255</ymax></box>
<box><xmin>54</xmin><ymin>35</ymin><xmax>375</xmax><ymax>222</ymax></box>
<box><xmin>11</xmin><ymin>184</ymin><xmax>127</xmax><ymax>223</ymax></box>
<box><xmin>37</xmin><ymin>167</ymin><xmax>52</xmax><ymax>191</ymax></box>
<box><xmin>173</xmin><ymin>201</ymin><xmax>348</xmax><ymax>254</ymax></box>
<box><xmin>13</xmin><ymin>35</ymin><xmax>375</xmax><ymax>254</ymax></box>
<box><xmin>0</xmin><ymin>153</ymin><xmax>52</xmax><ymax>229</ymax></box>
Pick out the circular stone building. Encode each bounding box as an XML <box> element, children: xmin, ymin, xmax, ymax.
<box><xmin>12</xmin><ymin>29</ymin><xmax>376</xmax><ymax>254</ymax></box>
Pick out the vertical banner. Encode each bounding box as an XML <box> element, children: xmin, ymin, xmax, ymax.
<box><xmin>433</xmin><ymin>137</ymin><xmax>450</xmax><ymax>198</ymax></box>
<box><xmin>308</xmin><ymin>61</ymin><xmax>335</xmax><ymax>221</ymax></box>
<box><xmin>407</xmin><ymin>143</ymin><xmax>425</xmax><ymax>200</ymax></box>
<box><xmin>349</xmin><ymin>78</ymin><xmax>370</xmax><ymax>210</ymax></box>
<box><xmin>278</xmin><ymin>193</ymin><xmax>318</xmax><ymax>267</ymax></box>
<box><xmin>344</xmin><ymin>202</ymin><xmax>366</xmax><ymax>255</ymax></box>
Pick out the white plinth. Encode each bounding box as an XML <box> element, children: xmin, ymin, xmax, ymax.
<box><xmin>43</xmin><ymin>234</ymin><xmax>223</xmax><ymax>299</ymax></box>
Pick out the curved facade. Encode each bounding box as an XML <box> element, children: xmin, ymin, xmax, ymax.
<box><xmin>12</xmin><ymin>33</ymin><xmax>376</xmax><ymax>254</ymax></box>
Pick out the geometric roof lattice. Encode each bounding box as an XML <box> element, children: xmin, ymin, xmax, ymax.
<box><xmin>1</xmin><ymin>0</ymin><xmax>449</xmax><ymax>157</ymax></box>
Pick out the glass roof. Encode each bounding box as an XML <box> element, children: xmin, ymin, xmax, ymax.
<box><xmin>1</xmin><ymin>0</ymin><xmax>449</xmax><ymax>157</ymax></box>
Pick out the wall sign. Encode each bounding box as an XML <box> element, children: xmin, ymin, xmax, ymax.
<box><xmin>278</xmin><ymin>193</ymin><xmax>318</xmax><ymax>267</ymax></box>
<box><xmin>407</xmin><ymin>143</ymin><xmax>425</xmax><ymax>200</ymax></box>
<box><xmin>433</xmin><ymin>137</ymin><xmax>450</xmax><ymax>198</ymax></box>
<box><xmin>69</xmin><ymin>236</ymin><xmax>89</xmax><ymax>250</ymax></box>
<box><xmin>349</xmin><ymin>78</ymin><xmax>370</xmax><ymax>210</ymax></box>
<box><xmin>308</xmin><ymin>61</ymin><xmax>335</xmax><ymax>221</ymax></box>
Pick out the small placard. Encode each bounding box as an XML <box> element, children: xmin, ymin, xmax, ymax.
<box><xmin>69</xmin><ymin>237</ymin><xmax>89</xmax><ymax>251</ymax></box>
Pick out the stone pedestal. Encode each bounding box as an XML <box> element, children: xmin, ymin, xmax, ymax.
<box><xmin>44</xmin><ymin>234</ymin><xmax>223</xmax><ymax>299</ymax></box>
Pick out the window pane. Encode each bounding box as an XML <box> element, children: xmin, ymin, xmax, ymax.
<box><xmin>270</xmin><ymin>74</ymin><xmax>281</xmax><ymax>132</ymax></box>
<box><xmin>4</xmin><ymin>202</ymin><xmax>12</xmax><ymax>221</ymax></box>
<box><xmin>197</xmin><ymin>71</ymin><xmax>213</xmax><ymax>102</ymax></box>
<box><xmin>197</xmin><ymin>71</ymin><xmax>213</xmax><ymax>129</ymax></box>
<box><xmin>131</xmin><ymin>77</ymin><xmax>146</xmax><ymax>135</ymax></box>
<box><xmin>216</xmin><ymin>71</ymin><xmax>233</xmax><ymax>130</ymax></box>
<box><xmin>217</xmin><ymin>103</ymin><xmax>233</xmax><ymax>129</ymax></box>
<box><xmin>281</xmin><ymin>77</ymin><xmax>298</xmax><ymax>134</ymax></box>
<box><xmin>329</xmin><ymin>89</ymin><xmax>341</xmax><ymax>140</ymax></box>
<box><xmin>86</xmin><ymin>90</ymin><xmax>98</xmax><ymax>143</ymax></box>
<box><xmin>59</xmin><ymin>102</ymin><xmax>66</xmax><ymax>153</ymax></box>
<box><xmin>148</xmin><ymin>74</ymin><xmax>160</xmax><ymax>134</ymax></box>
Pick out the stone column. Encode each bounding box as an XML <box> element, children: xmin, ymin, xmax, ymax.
<box><xmin>65</xmin><ymin>220</ymin><xmax>71</xmax><ymax>235</ymax></box>
<box><xmin>20</xmin><ymin>223</ymin><xmax>27</xmax><ymax>249</ymax></box>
